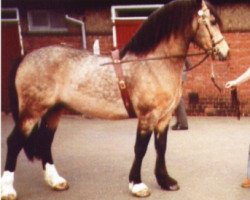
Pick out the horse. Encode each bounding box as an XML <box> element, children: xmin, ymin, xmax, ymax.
<box><xmin>1</xmin><ymin>0</ymin><xmax>229</xmax><ymax>199</ymax></box>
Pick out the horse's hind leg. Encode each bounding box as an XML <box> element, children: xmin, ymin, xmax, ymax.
<box><xmin>1</xmin><ymin>114</ymin><xmax>40</xmax><ymax>200</ymax></box>
<box><xmin>1</xmin><ymin>125</ymin><xmax>26</xmax><ymax>200</ymax></box>
<box><xmin>38</xmin><ymin>105</ymin><xmax>69</xmax><ymax>191</ymax></box>
<box><xmin>129</xmin><ymin>122</ymin><xmax>152</xmax><ymax>197</ymax></box>
<box><xmin>154</xmin><ymin>119</ymin><xmax>179</xmax><ymax>191</ymax></box>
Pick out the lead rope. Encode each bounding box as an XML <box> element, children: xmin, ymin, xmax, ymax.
<box><xmin>229</xmin><ymin>55</ymin><xmax>241</xmax><ymax>120</ymax></box>
<box><xmin>210</xmin><ymin>61</ymin><xmax>222</xmax><ymax>93</ymax></box>
<box><xmin>210</xmin><ymin>60</ymin><xmax>241</xmax><ymax>119</ymax></box>
<box><xmin>231</xmin><ymin>87</ymin><xmax>241</xmax><ymax>120</ymax></box>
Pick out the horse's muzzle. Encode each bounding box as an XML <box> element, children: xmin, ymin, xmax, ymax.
<box><xmin>213</xmin><ymin>41</ymin><xmax>230</xmax><ymax>61</ymax></box>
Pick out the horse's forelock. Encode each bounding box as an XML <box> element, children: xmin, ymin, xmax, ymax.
<box><xmin>120</xmin><ymin>0</ymin><xmax>201</xmax><ymax>58</ymax></box>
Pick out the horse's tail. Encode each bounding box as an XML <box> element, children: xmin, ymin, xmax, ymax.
<box><xmin>9</xmin><ymin>57</ymin><xmax>45</xmax><ymax>161</ymax></box>
<box><xmin>9</xmin><ymin>58</ymin><xmax>22</xmax><ymax>123</ymax></box>
<box><xmin>9</xmin><ymin>57</ymin><xmax>36</xmax><ymax>160</ymax></box>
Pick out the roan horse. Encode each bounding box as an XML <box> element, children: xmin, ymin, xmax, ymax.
<box><xmin>1</xmin><ymin>0</ymin><xmax>229</xmax><ymax>199</ymax></box>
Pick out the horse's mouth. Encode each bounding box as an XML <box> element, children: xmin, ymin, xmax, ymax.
<box><xmin>212</xmin><ymin>42</ymin><xmax>230</xmax><ymax>61</ymax></box>
<box><xmin>211</xmin><ymin>50</ymin><xmax>229</xmax><ymax>61</ymax></box>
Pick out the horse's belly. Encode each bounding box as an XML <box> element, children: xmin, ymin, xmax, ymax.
<box><xmin>65</xmin><ymin>93</ymin><xmax>129</xmax><ymax>120</ymax></box>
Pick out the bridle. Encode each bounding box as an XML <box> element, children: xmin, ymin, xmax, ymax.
<box><xmin>194</xmin><ymin>7</ymin><xmax>225</xmax><ymax>92</ymax></box>
<box><xmin>195</xmin><ymin>8</ymin><xmax>225</xmax><ymax>58</ymax></box>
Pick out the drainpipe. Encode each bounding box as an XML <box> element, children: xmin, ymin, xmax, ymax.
<box><xmin>16</xmin><ymin>9</ymin><xmax>24</xmax><ymax>56</ymax></box>
<box><xmin>65</xmin><ymin>15</ymin><xmax>87</xmax><ymax>49</ymax></box>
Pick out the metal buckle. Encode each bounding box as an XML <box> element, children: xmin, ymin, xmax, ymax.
<box><xmin>119</xmin><ymin>80</ymin><xmax>126</xmax><ymax>89</ymax></box>
<box><xmin>198</xmin><ymin>10</ymin><xmax>204</xmax><ymax>17</ymax></box>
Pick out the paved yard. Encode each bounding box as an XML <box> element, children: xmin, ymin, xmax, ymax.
<box><xmin>1</xmin><ymin>113</ymin><xmax>250</xmax><ymax>200</ymax></box>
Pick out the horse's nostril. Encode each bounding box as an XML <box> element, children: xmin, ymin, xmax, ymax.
<box><xmin>224</xmin><ymin>50</ymin><xmax>230</xmax><ymax>59</ymax></box>
<box><xmin>219</xmin><ymin>53</ymin><xmax>228</xmax><ymax>61</ymax></box>
<box><xmin>223</xmin><ymin>49</ymin><xmax>230</xmax><ymax>59</ymax></box>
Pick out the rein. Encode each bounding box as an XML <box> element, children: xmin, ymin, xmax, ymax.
<box><xmin>101</xmin><ymin>50</ymin><xmax>211</xmax><ymax>71</ymax></box>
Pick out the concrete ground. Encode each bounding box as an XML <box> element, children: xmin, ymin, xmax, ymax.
<box><xmin>1</xmin><ymin>113</ymin><xmax>250</xmax><ymax>200</ymax></box>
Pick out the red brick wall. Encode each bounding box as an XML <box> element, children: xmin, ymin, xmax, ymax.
<box><xmin>23</xmin><ymin>34</ymin><xmax>113</xmax><ymax>55</ymax></box>
<box><xmin>22</xmin><ymin>32</ymin><xmax>250</xmax><ymax>116</ymax></box>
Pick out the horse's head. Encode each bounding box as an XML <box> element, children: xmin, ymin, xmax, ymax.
<box><xmin>192</xmin><ymin>0</ymin><xmax>229</xmax><ymax>60</ymax></box>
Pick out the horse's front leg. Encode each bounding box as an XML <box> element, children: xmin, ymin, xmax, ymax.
<box><xmin>154</xmin><ymin>121</ymin><xmax>180</xmax><ymax>191</ymax></box>
<box><xmin>129</xmin><ymin>122</ymin><xmax>152</xmax><ymax>197</ymax></box>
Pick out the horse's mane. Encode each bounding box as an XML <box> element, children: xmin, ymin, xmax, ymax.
<box><xmin>120</xmin><ymin>0</ymin><xmax>221</xmax><ymax>58</ymax></box>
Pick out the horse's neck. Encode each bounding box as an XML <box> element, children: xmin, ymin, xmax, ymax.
<box><xmin>123</xmin><ymin>35</ymin><xmax>189</xmax><ymax>76</ymax></box>
<box><xmin>155</xmin><ymin>35</ymin><xmax>189</xmax><ymax>58</ymax></box>
<box><xmin>156</xmin><ymin>37</ymin><xmax>187</xmax><ymax>74</ymax></box>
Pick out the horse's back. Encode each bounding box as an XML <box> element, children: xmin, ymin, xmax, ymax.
<box><xmin>18</xmin><ymin>45</ymin><xmax>90</xmax><ymax>75</ymax></box>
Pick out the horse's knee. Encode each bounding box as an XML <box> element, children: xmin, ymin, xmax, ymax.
<box><xmin>155</xmin><ymin>115</ymin><xmax>172</xmax><ymax>134</ymax></box>
<box><xmin>134</xmin><ymin>136</ymin><xmax>150</xmax><ymax>158</ymax></box>
<box><xmin>137</xmin><ymin>109</ymin><xmax>157</xmax><ymax>134</ymax></box>
<box><xmin>134</xmin><ymin>128</ymin><xmax>152</xmax><ymax>157</ymax></box>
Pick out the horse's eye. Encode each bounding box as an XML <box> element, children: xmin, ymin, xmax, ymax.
<box><xmin>210</xmin><ymin>19</ymin><xmax>217</xmax><ymax>26</ymax></box>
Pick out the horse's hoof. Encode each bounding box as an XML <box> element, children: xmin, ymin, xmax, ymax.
<box><xmin>156</xmin><ymin>174</ymin><xmax>180</xmax><ymax>191</ymax></box>
<box><xmin>45</xmin><ymin>174</ymin><xmax>69</xmax><ymax>191</ymax></box>
<box><xmin>52</xmin><ymin>181</ymin><xmax>69</xmax><ymax>191</ymax></box>
<box><xmin>160</xmin><ymin>182</ymin><xmax>180</xmax><ymax>191</ymax></box>
<box><xmin>167</xmin><ymin>184</ymin><xmax>180</xmax><ymax>191</ymax></box>
<box><xmin>1</xmin><ymin>194</ymin><xmax>17</xmax><ymax>200</ymax></box>
<box><xmin>129</xmin><ymin>182</ymin><xmax>151</xmax><ymax>197</ymax></box>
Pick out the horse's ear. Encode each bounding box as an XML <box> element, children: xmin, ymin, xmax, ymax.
<box><xmin>197</xmin><ymin>0</ymin><xmax>208</xmax><ymax>10</ymax></box>
<box><xmin>201</xmin><ymin>0</ymin><xmax>208</xmax><ymax>10</ymax></box>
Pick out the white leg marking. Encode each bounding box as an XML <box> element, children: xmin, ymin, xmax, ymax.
<box><xmin>44</xmin><ymin>163</ymin><xmax>69</xmax><ymax>191</ymax></box>
<box><xmin>129</xmin><ymin>182</ymin><xmax>150</xmax><ymax>197</ymax></box>
<box><xmin>1</xmin><ymin>171</ymin><xmax>17</xmax><ymax>200</ymax></box>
